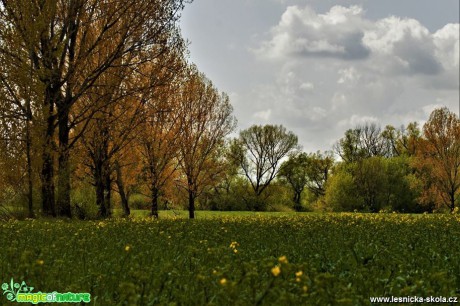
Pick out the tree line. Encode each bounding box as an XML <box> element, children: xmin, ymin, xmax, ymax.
<box><xmin>0</xmin><ymin>0</ymin><xmax>235</xmax><ymax>219</ymax></box>
<box><xmin>202</xmin><ymin>109</ymin><xmax>459</xmax><ymax>215</ymax></box>
<box><xmin>0</xmin><ymin>1</ymin><xmax>458</xmax><ymax>219</ymax></box>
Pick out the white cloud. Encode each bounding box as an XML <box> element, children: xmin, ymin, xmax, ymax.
<box><xmin>300</xmin><ymin>82</ymin><xmax>315</xmax><ymax>91</ymax></box>
<box><xmin>254</xmin><ymin>5</ymin><xmax>370</xmax><ymax>60</ymax></box>
<box><xmin>338</xmin><ymin>114</ymin><xmax>379</xmax><ymax>129</ymax></box>
<box><xmin>180</xmin><ymin>0</ymin><xmax>459</xmax><ymax>152</ymax></box>
<box><xmin>422</xmin><ymin>104</ymin><xmax>444</xmax><ymax>116</ymax></box>
<box><xmin>256</xmin><ymin>5</ymin><xmax>455</xmax><ymax>77</ymax></box>
<box><xmin>245</xmin><ymin>4</ymin><xmax>459</xmax><ymax>152</ymax></box>
<box><xmin>337</xmin><ymin>67</ymin><xmax>360</xmax><ymax>84</ymax></box>
<box><xmin>433</xmin><ymin>23</ymin><xmax>460</xmax><ymax>70</ymax></box>
<box><xmin>363</xmin><ymin>16</ymin><xmax>442</xmax><ymax>75</ymax></box>
<box><xmin>253</xmin><ymin>109</ymin><xmax>272</xmax><ymax>121</ymax></box>
<box><xmin>363</xmin><ymin>17</ymin><xmax>430</xmax><ymax>54</ymax></box>
<box><xmin>331</xmin><ymin>93</ymin><xmax>347</xmax><ymax>110</ymax></box>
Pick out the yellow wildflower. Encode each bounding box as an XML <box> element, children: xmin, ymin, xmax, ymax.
<box><xmin>271</xmin><ymin>266</ymin><xmax>281</xmax><ymax>277</ymax></box>
<box><xmin>295</xmin><ymin>271</ymin><xmax>303</xmax><ymax>277</ymax></box>
<box><xmin>278</xmin><ymin>255</ymin><xmax>288</xmax><ymax>264</ymax></box>
<box><xmin>124</xmin><ymin>245</ymin><xmax>131</xmax><ymax>252</ymax></box>
<box><xmin>229</xmin><ymin>241</ymin><xmax>239</xmax><ymax>249</ymax></box>
<box><xmin>219</xmin><ymin>278</ymin><xmax>227</xmax><ymax>285</ymax></box>
<box><xmin>36</xmin><ymin>259</ymin><xmax>44</xmax><ymax>265</ymax></box>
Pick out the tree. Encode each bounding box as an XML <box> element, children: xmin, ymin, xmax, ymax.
<box><xmin>400</xmin><ymin>122</ymin><xmax>422</xmax><ymax>157</ymax></box>
<box><xmin>0</xmin><ymin>0</ymin><xmax>188</xmax><ymax>217</ymax></box>
<box><xmin>325</xmin><ymin>165</ymin><xmax>363</xmax><ymax>212</ymax></box>
<box><xmin>230</xmin><ymin>124</ymin><xmax>299</xmax><ymax>210</ymax></box>
<box><xmin>381</xmin><ymin>125</ymin><xmax>401</xmax><ymax>157</ymax></box>
<box><xmin>334</xmin><ymin>128</ymin><xmax>366</xmax><ymax>163</ymax></box>
<box><xmin>381</xmin><ymin>123</ymin><xmax>422</xmax><ymax>157</ymax></box>
<box><xmin>304</xmin><ymin>151</ymin><xmax>334</xmax><ymax>199</ymax></box>
<box><xmin>76</xmin><ymin>45</ymin><xmax>185</xmax><ymax>218</ymax></box>
<box><xmin>176</xmin><ymin>68</ymin><xmax>236</xmax><ymax>219</ymax></box>
<box><xmin>334</xmin><ymin>123</ymin><xmax>388</xmax><ymax>162</ymax></box>
<box><xmin>0</xmin><ymin>62</ymin><xmax>38</xmax><ymax>218</ymax></box>
<box><xmin>77</xmin><ymin>91</ymin><xmax>144</xmax><ymax>217</ymax></box>
<box><xmin>278</xmin><ymin>153</ymin><xmax>310</xmax><ymax>211</ymax></box>
<box><xmin>139</xmin><ymin>76</ymin><xmax>183</xmax><ymax>218</ymax></box>
<box><xmin>415</xmin><ymin>107</ymin><xmax>460</xmax><ymax>211</ymax></box>
<box><xmin>279</xmin><ymin>151</ymin><xmax>333</xmax><ymax>211</ymax></box>
<box><xmin>353</xmin><ymin>157</ymin><xmax>389</xmax><ymax>212</ymax></box>
<box><xmin>326</xmin><ymin>156</ymin><xmax>420</xmax><ymax>212</ymax></box>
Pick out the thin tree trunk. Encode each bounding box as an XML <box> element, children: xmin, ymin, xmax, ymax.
<box><xmin>115</xmin><ymin>160</ymin><xmax>130</xmax><ymax>217</ymax></box>
<box><xmin>57</xmin><ymin>107</ymin><xmax>71</xmax><ymax>217</ymax></box>
<box><xmin>188</xmin><ymin>191</ymin><xmax>195</xmax><ymax>219</ymax></box>
<box><xmin>151</xmin><ymin>186</ymin><xmax>159</xmax><ymax>218</ymax></box>
<box><xmin>41</xmin><ymin>101</ymin><xmax>56</xmax><ymax>217</ymax></box>
<box><xmin>25</xmin><ymin>118</ymin><xmax>34</xmax><ymax>218</ymax></box>
<box><xmin>293</xmin><ymin>191</ymin><xmax>302</xmax><ymax>212</ymax></box>
<box><xmin>95</xmin><ymin>161</ymin><xmax>107</xmax><ymax>218</ymax></box>
<box><xmin>104</xmin><ymin>166</ymin><xmax>112</xmax><ymax>217</ymax></box>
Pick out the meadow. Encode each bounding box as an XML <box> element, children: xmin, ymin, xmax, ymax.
<box><xmin>1</xmin><ymin>212</ymin><xmax>459</xmax><ymax>305</ymax></box>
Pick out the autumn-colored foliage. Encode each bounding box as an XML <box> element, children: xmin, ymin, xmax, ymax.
<box><xmin>414</xmin><ymin>107</ymin><xmax>460</xmax><ymax>211</ymax></box>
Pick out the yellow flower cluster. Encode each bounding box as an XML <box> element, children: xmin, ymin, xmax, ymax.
<box><xmin>278</xmin><ymin>255</ymin><xmax>288</xmax><ymax>264</ymax></box>
<box><xmin>295</xmin><ymin>271</ymin><xmax>303</xmax><ymax>282</ymax></box>
<box><xmin>229</xmin><ymin>241</ymin><xmax>239</xmax><ymax>253</ymax></box>
<box><xmin>271</xmin><ymin>266</ymin><xmax>281</xmax><ymax>277</ymax></box>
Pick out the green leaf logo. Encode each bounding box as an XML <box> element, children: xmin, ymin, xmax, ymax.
<box><xmin>2</xmin><ymin>278</ymin><xmax>33</xmax><ymax>302</ymax></box>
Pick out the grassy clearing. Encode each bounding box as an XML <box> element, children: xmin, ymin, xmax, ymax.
<box><xmin>1</xmin><ymin>213</ymin><xmax>459</xmax><ymax>305</ymax></box>
<box><xmin>112</xmin><ymin>209</ymin><xmax>306</xmax><ymax>219</ymax></box>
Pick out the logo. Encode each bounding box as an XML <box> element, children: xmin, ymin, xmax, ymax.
<box><xmin>2</xmin><ymin>279</ymin><xmax>91</xmax><ymax>304</ymax></box>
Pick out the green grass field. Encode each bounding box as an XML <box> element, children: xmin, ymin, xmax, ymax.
<box><xmin>1</xmin><ymin>213</ymin><xmax>459</xmax><ymax>305</ymax></box>
<box><xmin>113</xmin><ymin>209</ymin><xmax>307</xmax><ymax>219</ymax></box>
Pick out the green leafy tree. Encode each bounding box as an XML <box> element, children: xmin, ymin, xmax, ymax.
<box><xmin>334</xmin><ymin>123</ymin><xmax>389</xmax><ymax>162</ymax></box>
<box><xmin>279</xmin><ymin>153</ymin><xmax>310</xmax><ymax>211</ymax></box>
<box><xmin>279</xmin><ymin>151</ymin><xmax>333</xmax><ymax>211</ymax></box>
<box><xmin>326</xmin><ymin>156</ymin><xmax>421</xmax><ymax>212</ymax></box>
<box><xmin>325</xmin><ymin>165</ymin><xmax>363</xmax><ymax>212</ymax></box>
<box><xmin>304</xmin><ymin>151</ymin><xmax>334</xmax><ymax>199</ymax></box>
<box><xmin>230</xmin><ymin>124</ymin><xmax>299</xmax><ymax>210</ymax></box>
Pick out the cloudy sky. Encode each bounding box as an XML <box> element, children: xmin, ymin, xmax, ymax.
<box><xmin>180</xmin><ymin>0</ymin><xmax>460</xmax><ymax>152</ymax></box>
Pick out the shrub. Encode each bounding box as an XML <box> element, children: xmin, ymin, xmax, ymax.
<box><xmin>129</xmin><ymin>194</ymin><xmax>150</xmax><ymax>210</ymax></box>
<box><xmin>70</xmin><ymin>187</ymin><xmax>99</xmax><ymax>220</ymax></box>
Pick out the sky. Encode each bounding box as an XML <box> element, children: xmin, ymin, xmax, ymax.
<box><xmin>179</xmin><ymin>0</ymin><xmax>460</xmax><ymax>153</ymax></box>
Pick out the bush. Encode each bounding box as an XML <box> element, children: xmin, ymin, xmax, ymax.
<box><xmin>325</xmin><ymin>169</ymin><xmax>363</xmax><ymax>211</ymax></box>
<box><xmin>71</xmin><ymin>187</ymin><xmax>99</xmax><ymax>220</ymax></box>
<box><xmin>0</xmin><ymin>188</ymin><xmax>38</xmax><ymax>220</ymax></box>
<box><xmin>129</xmin><ymin>194</ymin><xmax>150</xmax><ymax>210</ymax></box>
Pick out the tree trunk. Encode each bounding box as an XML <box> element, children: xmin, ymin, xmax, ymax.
<box><xmin>41</xmin><ymin>101</ymin><xmax>56</xmax><ymax>217</ymax></box>
<box><xmin>188</xmin><ymin>191</ymin><xmax>195</xmax><ymax>219</ymax></box>
<box><xmin>104</xmin><ymin>166</ymin><xmax>112</xmax><ymax>217</ymax></box>
<box><xmin>95</xmin><ymin>161</ymin><xmax>107</xmax><ymax>218</ymax></box>
<box><xmin>25</xmin><ymin>119</ymin><xmax>34</xmax><ymax>218</ymax></box>
<box><xmin>293</xmin><ymin>191</ymin><xmax>302</xmax><ymax>212</ymax></box>
<box><xmin>151</xmin><ymin>186</ymin><xmax>159</xmax><ymax>218</ymax></box>
<box><xmin>57</xmin><ymin>107</ymin><xmax>71</xmax><ymax>217</ymax></box>
<box><xmin>115</xmin><ymin>160</ymin><xmax>130</xmax><ymax>217</ymax></box>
